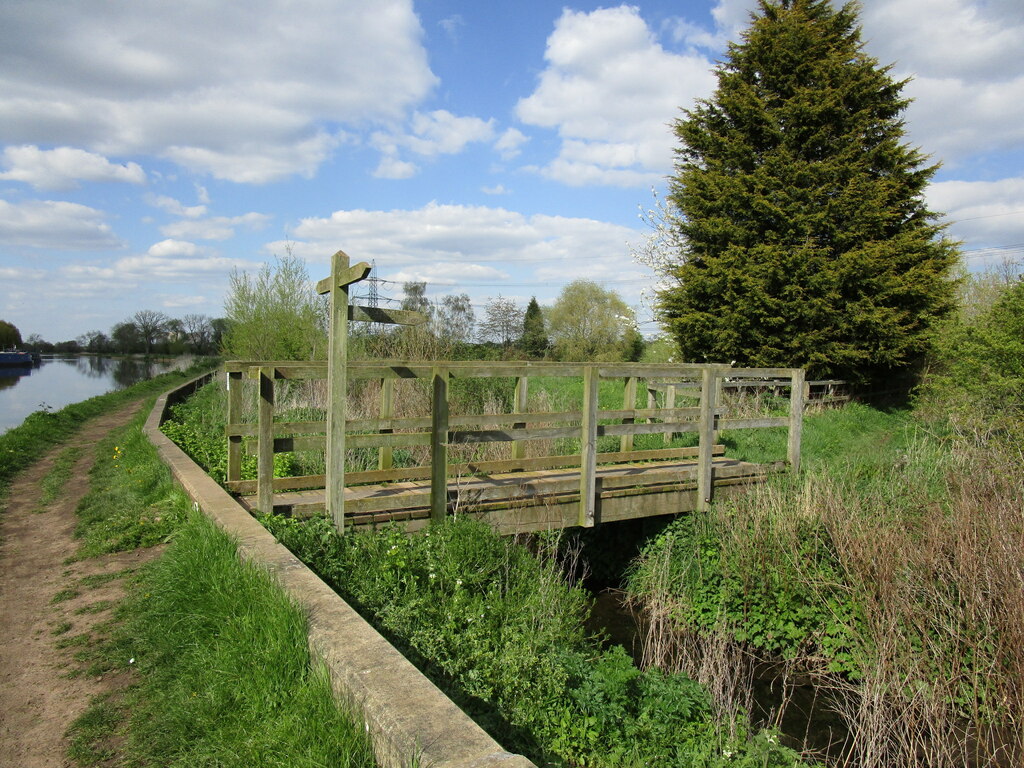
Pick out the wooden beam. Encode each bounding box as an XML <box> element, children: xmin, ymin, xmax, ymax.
<box><xmin>788</xmin><ymin>368</ymin><xmax>805</xmax><ymax>473</ymax></box>
<box><xmin>511</xmin><ymin>375</ymin><xmax>528</xmax><ymax>461</ymax></box>
<box><xmin>226</xmin><ymin>370</ymin><xmax>243</xmax><ymax>483</ymax></box>
<box><xmin>430</xmin><ymin>367</ymin><xmax>449</xmax><ymax>524</ymax></box>
<box><xmin>378</xmin><ymin>377</ymin><xmax>394</xmax><ymax>471</ymax></box>
<box><xmin>579</xmin><ymin>365</ymin><xmax>598</xmax><ymax>527</ymax></box>
<box><xmin>696</xmin><ymin>366</ymin><xmax>716</xmax><ymax>510</ymax></box>
<box><xmin>620</xmin><ymin>376</ymin><xmax>638</xmax><ymax>453</ymax></box>
<box><xmin>257</xmin><ymin>366</ymin><xmax>275</xmax><ymax>515</ymax></box>
<box><xmin>348</xmin><ymin>305</ymin><xmax>427</xmax><ymax>326</ymax></box>
<box><xmin>315</xmin><ymin>256</ymin><xmax>371</xmax><ymax>294</ymax></box>
<box><xmin>325</xmin><ymin>250</ymin><xmax>351</xmax><ymax>533</ymax></box>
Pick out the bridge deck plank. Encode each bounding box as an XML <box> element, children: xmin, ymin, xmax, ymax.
<box><xmin>237</xmin><ymin>456</ymin><xmax>782</xmax><ymax>533</ymax></box>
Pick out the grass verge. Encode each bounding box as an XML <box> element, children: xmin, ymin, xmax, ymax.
<box><xmin>37</xmin><ymin>377</ymin><xmax>379</xmax><ymax>767</ymax></box>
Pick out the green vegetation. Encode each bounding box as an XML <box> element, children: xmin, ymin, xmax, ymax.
<box><xmin>648</xmin><ymin>0</ymin><xmax>958</xmax><ymax>389</ymax></box>
<box><xmin>547</xmin><ymin>280</ymin><xmax>640</xmax><ymax>362</ymax></box>
<box><xmin>114</xmin><ymin>511</ymin><xmax>377</xmax><ymax>767</ymax></box>
<box><xmin>223</xmin><ymin>252</ymin><xmax>327</xmax><ymax>361</ymax></box>
<box><xmin>0</xmin><ymin>318</ymin><xmax>22</xmax><ymax>348</ymax></box>
<box><xmin>265</xmin><ymin>514</ymin><xmax>799</xmax><ymax>767</ymax></box>
<box><xmin>626</xmin><ymin>266</ymin><xmax>1024</xmax><ymax>768</ymax></box>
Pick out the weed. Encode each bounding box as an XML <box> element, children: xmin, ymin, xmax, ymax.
<box><xmin>51</xmin><ymin>588</ymin><xmax>80</xmax><ymax>604</ymax></box>
<box><xmin>52</xmin><ymin>621</ymin><xmax>73</xmax><ymax>636</ymax></box>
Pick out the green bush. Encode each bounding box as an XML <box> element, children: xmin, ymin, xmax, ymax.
<box><xmin>263</xmin><ymin>515</ymin><xmax>801</xmax><ymax>767</ymax></box>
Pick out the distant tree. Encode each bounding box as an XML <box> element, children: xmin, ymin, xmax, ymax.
<box><xmin>521</xmin><ymin>297</ymin><xmax>549</xmax><ymax>358</ymax></box>
<box><xmin>0</xmin><ymin>320</ymin><xmax>22</xmax><ymax>349</ymax></box>
<box><xmin>548</xmin><ymin>280</ymin><xmax>637</xmax><ymax>361</ymax></box>
<box><xmin>77</xmin><ymin>330</ymin><xmax>111</xmax><ymax>353</ymax></box>
<box><xmin>23</xmin><ymin>333</ymin><xmax>50</xmax><ymax>353</ymax></box>
<box><xmin>433</xmin><ymin>293</ymin><xmax>475</xmax><ymax>345</ymax></box>
<box><xmin>180</xmin><ymin>313</ymin><xmax>215</xmax><ymax>354</ymax></box>
<box><xmin>132</xmin><ymin>310</ymin><xmax>171</xmax><ymax>355</ymax></box>
<box><xmin>477</xmin><ymin>296</ymin><xmax>524</xmax><ymax>348</ymax></box>
<box><xmin>650</xmin><ymin>0</ymin><xmax>958</xmax><ymax>389</ymax></box>
<box><xmin>111</xmin><ymin>322</ymin><xmax>142</xmax><ymax>353</ymax></box>
<box><xmin>401</xmin><ymin>281</ymin><xmax>431</xmax><ymax>314</ymax></box>
<box><xmin>223</xmin><ymin>254</ymin><xmax>327</xmax><ymax>360</ymax></box>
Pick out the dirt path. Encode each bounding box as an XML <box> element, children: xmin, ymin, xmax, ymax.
<box><xmin>0</xmin><ymin>402</ymin><xmax>162</xmax><ymax>768</ymax></box>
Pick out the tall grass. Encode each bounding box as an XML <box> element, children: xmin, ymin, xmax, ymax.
<box><xmin>627</xmin><ymin>413</ymin><xmax>1024</xmax><ymax>766</ymax></box>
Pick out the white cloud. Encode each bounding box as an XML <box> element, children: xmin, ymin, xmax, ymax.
<box><xmin>858</xmin><ymin>0</ymin><xmax>1024</xmax><ymax>165</ymax></box>
<box><xmin>370</xmin><ymin>110</ymin><xmax>496</xmax><ymax>178</ymax></box>
<box><xmin>481</xmin><ymin>184</ymin><xmax>508</xmax><ymax>195</ymax></box>
<box><xmin>161</xmin><ymin>212</ymin><xmax>272</xmax><ymax>241</ymax></box>
<box><xmin>0</xmin><ymin>145</ymin><xmax>146</xmax><ymax>190</ymax></box>
<box><xmin>516</xmin><ymin>6</ymin><xmax>717</xmax><ymax>187</ymax></box>
<box><xmin>373</xmin><ymin>156</ymin><xmax>419</xmax><ymax>180</ymax></box>
<box><xmin>269</xmin><ymin>201</ymin><xmax>650</xmax><ymax>305</ymax></box>
<box><xmin>387</xmin><ymin>263</ymin><xmax>509</xmax><ymax>285</ymax></box>
<box><xmin>0</xmin><ymin>199</ymin><xmax>122</xmax><ymax>249</ymax></box>
<box><xmin>494</xmin><ymin>128</ymin><xmax>528</xmax><ymax>160</ymax></box>
<box><xmin>149</xmin><ymin>195</ymin><xmax>207</xmax><ymax>219</ymax></box>
<box><xmin>928</xmin><ymin>176</ymin><xmax>1024</xmax><ymax>249</ymax></box>
<box><xmin>0</xmin><ymin>0</ymin><xmax>437</xmax><ymax>182</ymax></box>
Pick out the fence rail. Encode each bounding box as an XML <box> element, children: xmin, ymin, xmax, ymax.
<box><xmin>224</xmin><ymin>359</ymin><xmax>805</xmax><ymax>531</ymax></box>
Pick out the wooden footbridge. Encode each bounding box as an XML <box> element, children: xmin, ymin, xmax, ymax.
<box><xmin>222</xmin><ymin>251</ymin><xmax>806</xmax><ymax>534</ymax></box>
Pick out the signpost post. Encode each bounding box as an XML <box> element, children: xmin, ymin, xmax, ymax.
<box><xmin>317</xmin><ymin>250</ymin><xmax>425</xmax><ymax>532</ymax></box>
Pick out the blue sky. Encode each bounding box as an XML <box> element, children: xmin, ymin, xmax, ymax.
<box><xmin>1</xmin><ymin>0</ymin><xmax>1022</xmax><ymax>342</ymax></box>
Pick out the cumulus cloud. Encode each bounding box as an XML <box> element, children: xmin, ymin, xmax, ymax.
<box><xmin>0</xmin><ymin>199</ymin><xmax>122</xmax><ymax>249</ymax></box>
<box><xmin>494</xmin><ymin>128</ymin><xmax>528</xmax><ymax>160</ymax></box>
<box><xmin>161</xmin><ymin>212</ymin><xmax>271</xmax><ymax>241</ymax></box>
<box><xmin>0</xmin><ymin>145</ymin><xmax>146</xmax><ymax>190</ymax></box>
<box><xmin>515</xmin><ymin>5</ymin><xmax>717</xmax><ymax>187</ymax></box>
<box><xmin>928</xmin><ymin>176</ymin><xmax>1024</xmax><ymax>249</ymax></box>
<box><xmin>370</xmin><ymin>110</ymin><xmax>496</xmax><ymax>177</ymax></box>
<box><xmin>858</xmin><ymin>0</ymin><xmax>1024</xmax><ymax>164</ymax></box>
<box><xmin>149</xmin><ymin>195</ymin><xmax>207</xmax><ymax>219</ymax></box>
<box><xmin>268</xmin><ymin>201</ymin><xmax>650</xmax><ymax>305</ymax></box>
<box><xmin>0</xmin><ymin>0</ymin><xmax>436</xmax><ymax>182</ymax></box>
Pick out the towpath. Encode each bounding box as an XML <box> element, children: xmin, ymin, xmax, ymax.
<box><xmin>0</xmin><ymin>402</ymin><xmax>159</xmax><ymax>768</ymax></box>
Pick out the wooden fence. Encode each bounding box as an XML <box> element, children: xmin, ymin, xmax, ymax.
<box><xmin>223</xmin><ymin>360</ymin><xmax>805</xmax><ymax>532</ymax></box>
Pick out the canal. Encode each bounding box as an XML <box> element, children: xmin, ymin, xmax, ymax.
<box><xmin>0</xmin><ymin>355</ymin><xmax>181</xmax><ymax>434</ymax></box>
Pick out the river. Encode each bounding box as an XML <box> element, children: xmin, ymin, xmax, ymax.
<box><xmin>0</xmin><ymin>355</ymin><xmax>180</xmax><ymax>434</ymax></box>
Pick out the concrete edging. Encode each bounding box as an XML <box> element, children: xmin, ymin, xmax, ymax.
<box><xmin>144</xmin><ymin>376</ymin><xmax>536</xmax><ymax>768</ymax></box>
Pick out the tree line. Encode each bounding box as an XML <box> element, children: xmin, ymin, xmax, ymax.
<box><xmin>10</xmin><ymin>311</ymin><xmax>226</xmax><ymax>356</ymax></box>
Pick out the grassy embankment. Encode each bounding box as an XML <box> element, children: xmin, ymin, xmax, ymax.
<box><xmin>161</xmin><ymin>374</ymin><xmax>804</xmax><ymax>767</ymax></box>
<box><xmin>2</xmin><ymin>369</ymin><xmax>377</xmax><ymax>767</ymax></box>
<box><xmin>626</xmin><ymin>280</ymin><xmax>1024</xmax><ymax>767</ymax></box>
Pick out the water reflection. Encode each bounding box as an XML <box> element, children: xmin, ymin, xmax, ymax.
<box><xmin>0</xmin><ymin>354</ymin><xmax>179</xmax><ymax>434</ymax></box>
<box><xmin>0</xmin><ymin>367</ymin><xmax>31</xmax><ymax>392</ymax></box>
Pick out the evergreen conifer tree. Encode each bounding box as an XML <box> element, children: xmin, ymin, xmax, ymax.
<box><xmin>656</xmin><ymin>0</ymin><xmax>958</xmax><ymax>389</ymax></box>
<box><xmin>521</xmin><ymin>297</ymin><xmax>549</xmax><ymax>357</ymax></box>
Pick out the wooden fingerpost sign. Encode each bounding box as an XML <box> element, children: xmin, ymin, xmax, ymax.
<box><xmin>317</xmin><ymin>250</ymin><xmax>426</xmax><ymax>533</ymax></box>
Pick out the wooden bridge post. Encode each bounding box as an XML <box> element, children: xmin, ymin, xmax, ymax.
<box><xmin>430</xmin><ymin>367</ymin><xmax>450</xmax><ymax>524</ymax></box>
<box><xmin>788</xmin><ymin>368</ymin><xmax>805</xmax><ymax>474</ymax></box>
<box><xmin>620</xmin><ymin>376</ymin><xmax>638</xmax><ymax>452</ymax></box>
<box><xmin>664</xmin><ymin>383</ymin><xmax>677</xmax><ymax>445</ymax></box>
<box><xmin>378</xmin><ymin>377</ymin><xmax>394</xmax><ymax>471</ymax></box>
<box><xmin>226</xmin><ymin>370</ymin><xmax>243</xmax><ymax>483</ymax></box>
<box><xmin>511</xmin><ymin>375</ymin><xmax>529</xmax><ymax>461</ymax></box>
<box><xmin>696</xmin><ymin>366</ymin><xmax>717</xmax><ymax>510</ymax></box>
<box><xmin>578</xmin><ymin>365</ymin><xmax>599</xmax><ymax>527</ymax></box>
<box><xmin>257</xmin><ymin>366</ymin><xmax>275</xmax><ymax>515</ymax></box>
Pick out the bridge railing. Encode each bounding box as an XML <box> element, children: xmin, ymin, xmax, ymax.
<box><xmin>223</xmin><ymin>360</ymin><xmax>804</xmax><ymax>530</ymax></box>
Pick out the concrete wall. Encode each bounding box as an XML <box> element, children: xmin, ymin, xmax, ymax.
<box><xmin>144</xmin><ymin>375</ymin><xmax>536</xmax><ymax>768</ymax></box>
